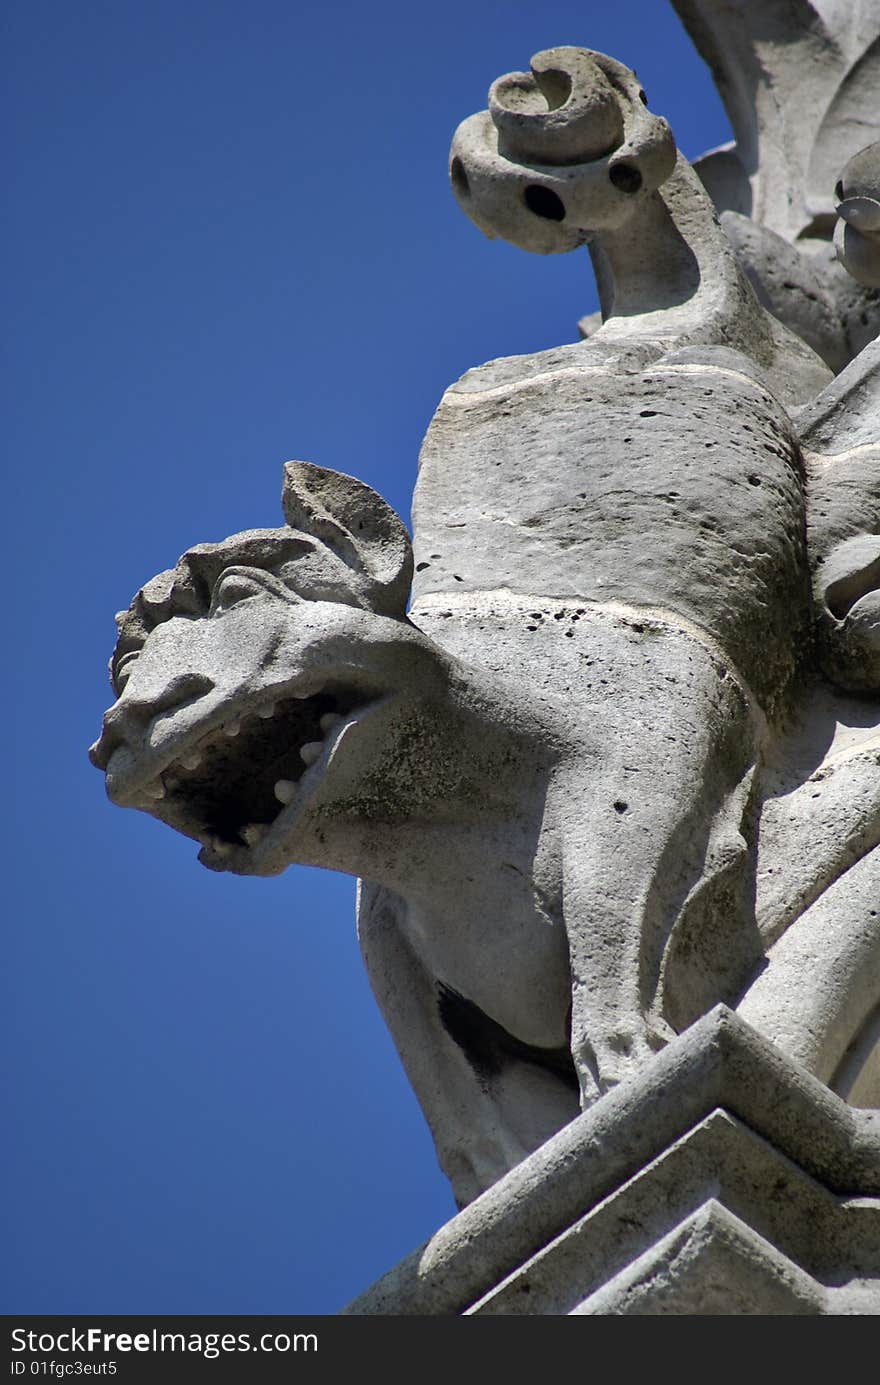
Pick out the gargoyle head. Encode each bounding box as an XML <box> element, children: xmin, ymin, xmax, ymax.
<box><xmin>88</xmin><ymin>462</ymin><xmax>450</xmax><ymax>877</ymax></box>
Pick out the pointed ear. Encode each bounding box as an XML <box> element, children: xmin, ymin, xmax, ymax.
<box><xmin>281</xmin><ymin>461</ymin><xmax>413</xmax><ymax>615</ymax></box>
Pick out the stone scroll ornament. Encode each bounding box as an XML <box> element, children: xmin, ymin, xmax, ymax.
<box><xmin>91</xmin><ymin>24</ymin><xmax>879</xmax><ymax>1211</ymax></box>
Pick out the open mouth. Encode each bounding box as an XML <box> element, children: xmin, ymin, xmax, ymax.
<box><xmin>131</xmin><ymin>684</ymin><xmax>376</xmax><ymax>865</ymax></box>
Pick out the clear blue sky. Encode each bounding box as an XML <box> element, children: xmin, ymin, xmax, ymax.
<box><xmin>4</xmin><ymin>0</ymin><xmax>731</xmax><ymax>1314</ymax></box>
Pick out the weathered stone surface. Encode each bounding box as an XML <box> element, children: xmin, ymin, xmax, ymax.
<box><xmin>671</xmin><ymin>3</ymin><xmax>880</xmax><ymax>371</ymax></box>
<box><xmin>801</xmin><ymin>345</ymin><xmax>880</xmax><ymax>692</ymax></box>
<box><xmin>90</xmin><ymin>20</ymin><xmax>880</xmax><ymax>1314</ymax></box>
<box><xmin>343</xmin><ymin>1009</ymin><xmax>880</xmax><ymax>1315</ymax></box>
<box><xmin>741</xmin><ymin>849</ymin><xmax>880</xmax><ymax>1104</ymax></box>
<box><xmin>719</xmin><ymin>211</ymin><xmax>849</xmax><ymax>372</ymax></box>
<box><xmin>450</xmin><ymin>47</ymin><xmax>831</xmax><ymax>408</ymax></box>
<box><xmin>671</xmin><ymin>1</ymin><xmax>880</xmax><ymax>243</ymax></box>
<box><xmin>569</xmin><ymin>1205</ymin><xmax>871</xmax><ymax>1315</ymax></box>
<box><xmin>412</xmin><ymin>355</ymin><xmax>810</xmax><ymax>707</ymax></box>
<box><xmin>834</xmin><ymin>141</ymin><xmax>880</xmax><ymax>289</ymax></box>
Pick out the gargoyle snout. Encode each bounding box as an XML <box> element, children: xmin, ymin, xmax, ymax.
<box><xmin>88</xmin><ymin>672</ymin><xmax>214</xmax><ymax>770</ymax></box>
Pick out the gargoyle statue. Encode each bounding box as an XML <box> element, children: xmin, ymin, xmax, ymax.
<box><xmin>91</xmin><ymin>45</ymin><xmax>879</xmax><ymax>1209</ymax></box>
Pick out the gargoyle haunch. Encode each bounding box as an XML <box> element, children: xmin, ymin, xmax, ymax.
<box><xmin>92</xmin><ymin>27</ymin><xmax>880</xmax><ymax>1209</ymax></box>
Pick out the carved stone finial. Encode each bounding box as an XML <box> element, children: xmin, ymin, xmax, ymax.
<box><xmin>449</xmin><ymin>45</ymin><xmax>831</xmax><ymax>408</ymax></box>
<box><xmin>488</xmin><ymin>47</ymin><xmax>625</xmax><ymax>167</ymax></box>
<box><xmin>450</xmin><ymin>47</ymin><xmax>676</xmax><ymax>255</ymax></box>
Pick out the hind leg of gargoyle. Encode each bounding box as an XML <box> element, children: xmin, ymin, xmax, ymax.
<box><xmin>357</xmin><ymin>881</ymin><xmax>579</xmax><ymax>1206</ymax></box>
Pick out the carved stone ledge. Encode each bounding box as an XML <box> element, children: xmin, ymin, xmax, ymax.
<box><xmin>343</xmin><ymin>1007</ymin><xmax>880</xmax><ymax>1315</ymax></box>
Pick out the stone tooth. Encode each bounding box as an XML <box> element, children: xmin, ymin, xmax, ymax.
<box><xmin>181</xmin><ymin>749</ymin><xmax>203</xmax><ymax>771</ymax></box>
<box><xmin>274</xmin><ymin>779</ymin><xmax>297</xmax><ymax>805</ymax></box>
<box><xmin>212</xmin><ymin>838</ymin><xmax>232</xmax><ymax>857</ymax></box>
<box><xmin>143</xmin><ymin>780</ymin><xmax>165</xmax><ymax>800</ymax></box>
<box><xmin>258</xmin><ymin>703</ymin><xmax>276</xmax><ymax>720</ymax></box>
<box><xmin>319</xmin><ymin>712</ymin><xmax>343</xmax><ymax>734</ymax></box>
<box><xmin>224</xmin><ymin>719</ymin><xmax>241</xmax><ymax>738</ymax></box>
<box><xmin>240</xmin><ymin>823</ymin><xmax>267</xmax><ymax>847</ymax></box>
<box><xmin>300</xmin><ymin>741</ymin><xmax>324</xmax><ymax>767</ymax></box>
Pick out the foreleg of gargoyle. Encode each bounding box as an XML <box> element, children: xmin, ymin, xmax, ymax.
<box><xmin>560</xmin><ymin>672</ymin><xmax>761</xmax><ymax>1107</ymax></box>
<box><xmin>562</xmin><ymin>816</ymin><xmax>676</xmax><ymax>1107</ymax></box>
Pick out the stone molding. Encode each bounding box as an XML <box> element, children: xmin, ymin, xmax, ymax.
<box><xmin>344</xmin><ymin>1008</ymin><xmax>880</xmax><ymax>1315</ymax></box>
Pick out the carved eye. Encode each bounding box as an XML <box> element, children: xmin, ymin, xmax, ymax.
<box><xmin>113</xmin><ymin>650</ymin><xmax>140</xmax><ymax>695</ymax></box>
<box><xmin>210</xmin><ymin>569</ymin><xmax>270</xmax><ymax>615</ymax></box>
<box><xmin>524</xmin><ymin>185</ymin><xmax>566</xmax><ymax>221</ymax></box>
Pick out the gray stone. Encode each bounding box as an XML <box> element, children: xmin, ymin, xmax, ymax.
<box><xmin>834</xmin><ymin>142</ymin><xmax>880</xmax><ymax>288</ymax></box>
<box><xmin>670</xmin><ymin>4</ymin><xmax>880</xmax><ymax>371</ymax></box>
<box><xmin>343</xmin><ymin>1008</ymin><xmax>880</xmax><ymax>1315</ymax></box>
<box><xmin>449</xmin><ymin>46</ymin><xmax>831</xmax><ymax>407</ymax></box>
<box><xmin>89</xmin><ymin>21</ymin><xmax>880</xmax><ymax>1314</ymax></box>
<box><xmin>801</xmin><ymin>344</ymin><xmax>880</xmax><ymax>692</ymax></box>
<box><xmin>670</xmin><ymin>1</ymin><xmax>880</xmax><ymax>243</ymax></box>
<box><xmin>719</xmin><ymin>211</ymin><xmax>849</xmax><ymax>372</ymax></box>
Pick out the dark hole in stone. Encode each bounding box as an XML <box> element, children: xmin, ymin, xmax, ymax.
<box><xmin>453</xmin><ymin>573</ymin><xmax>464</xmax><ymax>581</ymax></box>
<box><xmin>437</xmin><ymin>981</ymin><xmax>578</xmax><ymax>1091</ymax></box>
<box><xmin>748</xmin><ymin>475</ymin><xmax>761</xmax><ymax>486</ymax></box>
<box><xmin>614</xmin><ymin>800</ymin><xmax>628</xmax><ymax>813</ymax></box>
<box><xmin>835</xmin><ymin>179</ymin><xmax>844</xmax><ymax>201</ymax></box>
<box><xmin>639</xmin><ymin>409</ymin><xmax>657</xmax><ymax>417</ymax></box>
<box><xmin>451</xmin><ymin>157</ymin><xmax>470</xmax><ymax>199</ymax></box>
<box><xmin>639</xmin><ymin>88</ymin><xmax>648</xmax><ymax>105</ymax></box>
<box><xmin>525</xmin><ymin>185</ymin><xmax>566</xmax><ymax>221</ymax></box>
<box><xmin>416</xmin><ymin>561</ymin><xmax>430</xmax><ymax>571</ymax></box>
<box><xmin>609</xmin><ymin>162</ymin><xmax>643</xmax><ymax>194</ymax></box>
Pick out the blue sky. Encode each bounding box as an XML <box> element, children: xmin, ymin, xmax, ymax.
<box><xmin>4</xmin><ymin>0</ymin><xmax>731</xmax><ymax>1314</ymax></box>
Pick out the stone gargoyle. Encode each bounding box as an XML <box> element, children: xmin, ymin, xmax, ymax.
<box><xmin>90</xmin><ymin>43</ymin><xmax>880</xmax><ymax>1209</ymax></box>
